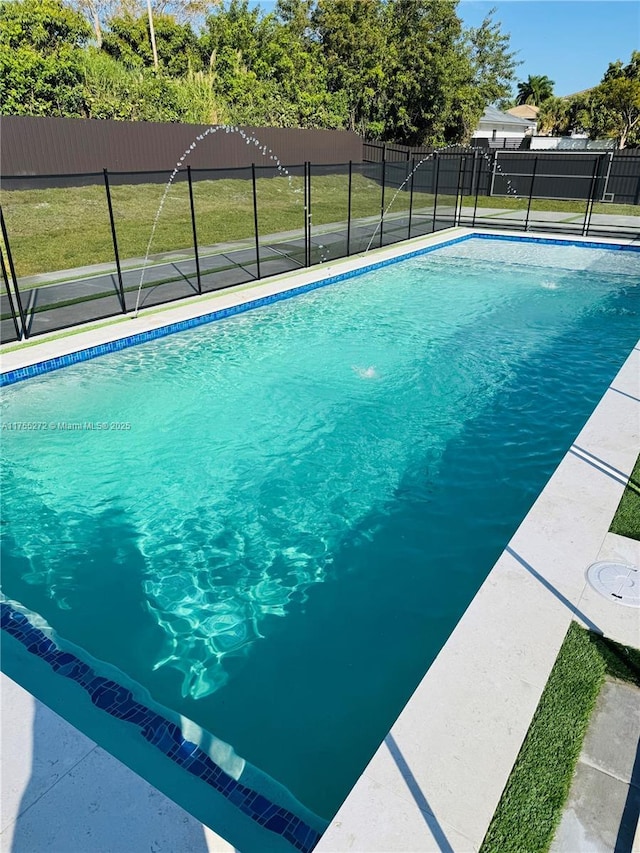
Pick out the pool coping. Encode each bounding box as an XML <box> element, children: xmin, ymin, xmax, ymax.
<box><xmin>1</xmin><ymin>228</ymin><xmax>639</xmax><ymax>852</ymax></box>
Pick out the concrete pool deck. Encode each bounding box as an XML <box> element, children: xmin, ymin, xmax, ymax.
<box><xmin>1</xmin><ymin>227</ymin><xmax>639</xmax><ymax>852</ymax></box>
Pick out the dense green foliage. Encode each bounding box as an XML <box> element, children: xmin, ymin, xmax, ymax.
<box><xmin>102</xmin><ymin>12</ymin><xmax>202</xmax><ymax>76</ymax></box>
<box><xmin>0</xmin><ymin>0</ymin><xmax>518</xmax><ymax>144</ymax></box>
<box><xmin>538</xmin><ymin>51</ymin><xmax>640</xmax><ymax>147</ymax></box>
<box><xmin>481</xmin><ymin>623</ymin><xmax>640</xmax><ymax>853</ymax></box>
<box><xmin>4</xmin><ymin>0</ymin><xmax>638</xmax><ymax>147</ymax></box>
<box><xmin>0</xmin><ymin>0</ymin><xmax>90</xmax><ymax>116</ymax></box>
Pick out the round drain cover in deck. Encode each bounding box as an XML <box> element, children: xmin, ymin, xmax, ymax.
<box><xmin>586</xmin><ymin>561</ymin><xmax>640</xmax><ymax>607</ymax></box>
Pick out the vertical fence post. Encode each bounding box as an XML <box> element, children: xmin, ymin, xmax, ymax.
<box><xmin>489</xmin><ymin>151</ymin><xmax>498</xmax><ymax>197</ymax></box>
<box><xmin>0</xmin><ymin>247</ymin><xmax>21</xmax><ymax>341</ymax></box>
<box><xmin>303</xmin><ymin>161</ymin><xmax>309</xmax><ymax>267</ymax></box>
<box><xmin>347</xmin><ymin>161</ymin><xmax>353</xmax><ymax>257</ymax></box>
<box><xmin>455</xmin><ymin>156</ymin><xmax>466</xmax><ymax>226</ymax></box>
<box><xmin>432</xmin><ymin>153</ymin><xmax>440</xmax><ymax>233</ymax></box>
<box><xmin>472</xmin><ymin>151</ymin><xmax>483</xmax><ymax>227</ymax></box>
<box><xmin>103</xmin><ymin>169</ymin><xmax>126</xmax><ymax>313</ymax></box>
<box><xmin>583</xmin><ymin>154</ymin><xmax>603</xmax><ymax>237</ymax></box>
<box><xmin>307</xmin><ymin>161</ymin><xmax>313</xmax><ymax>264</ymax></box>
<box><xmin>379</xmin><ymin>151</ymin><xmax>387</xmax><ymax>248</ymax></box>
<box><xmin>251</xmin><ymin>163</ymin><xmax>261</xmax><ymax>279</ymax></box>
<box><xmin>187</xmin><ymin>166</ymin><xmax>202</xmax><ymax>294</ymax></box>
<box><xmin>0</xmin><ymin>206</ymin><xmax>26</xmax><ymax>338</ymax></box>
<box><xmin>524</xmin><ymin>156</ymin><xmax>538</xmax><ymax>232</ymax></box>
<box><xmin>601</xmin><ymin>150</ymin><xmax>614</xmax><ymax>200</ymax></box>
<box><xmin>470</xmin><ymin>149</ymin><xmax>478</xmax><ymax>204</ymax></box>
<box><xmin>408</xmin><ymin>157</ymin><xmax>416</xmax><ymax>240</ymax></box>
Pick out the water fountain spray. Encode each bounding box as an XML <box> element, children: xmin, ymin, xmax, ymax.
<box><xmin>133</xmin><ymin>126</ymin><xmax>297</xmax><ymax>317</ymax></box>
<box><xmin>364</xmin><ymin>144</ymin><xmax>520</xmax><ymax>254</ymax></box>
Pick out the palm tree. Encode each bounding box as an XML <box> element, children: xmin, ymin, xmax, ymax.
<box><xmin>516</xmin><ymin>75</ymin><xmax>555</xmax><ymax>106</ymax></box>
<box><xmin>537</xmin><ymin>96</ymin><xmax>569</xmax><ymax>134</ymax></box>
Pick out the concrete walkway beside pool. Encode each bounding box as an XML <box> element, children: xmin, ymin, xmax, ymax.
<box><xmin>550</xmin><ymin>678</ymin><xmax>640</xmax><ymax>852</ymax></box>
<box><xmin>1</xmin><ymin>228</ymin><xmax>639</xmax><ymax>852</ymax></box>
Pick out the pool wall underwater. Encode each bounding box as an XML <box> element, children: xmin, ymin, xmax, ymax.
<box><xmin>1</xmin><ymin>228</ymin><xmax>639</xmax><ymax>853</ymax></box>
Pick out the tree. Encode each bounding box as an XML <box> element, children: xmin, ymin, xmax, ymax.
<box><xmin>102</xmin><ymin>12</ymin><xmax>201</xmax><ymax>76</ymax></box>
<box><xmin>382</xmin><ymin>0</ymin><xmax>480</xmax><ymax>146</ymax></box>
<box><xmin>199</xmin><ymin>0</ymin><xmax>284</xmax><ymax>124</ymax></box>
<box><xmin>273</xmin><ymin>0</ymin><xmax>314</xmax><ymax>36</ymax></box>
<box><xmin>588</xmin><ymin>77</ymin><xmax>640</xmax><ymax>148</ymax></box>
<box><xmin>68</xmin><ymin>0</ymin><xmax>115</xmax><ymax>47</ymax></box>
<box><xmin>68</xmin><ymin>0</ymin><xmax>211</xmax><ymax>47</ymax></box>
<box><xmin>516</xmin><ymin>74</ymin><xmax>554</xmax><ymax>106</ymax></box>
<box><xmin>466</xmin><ymin>9</ymin><xmax>519</xmax><ymax>106</ymax></box>
<box><xmin>313</xmin><ymin>0</ymin><xmax>386</xmax><ymax>135</ymax></box>
<box><xmin>587</xmin><ymin>51</ymin><xmax>640</xmax><ymax>148</ymax></box>
<box><xmin>0</xmin><ymin>0</ymin><xmax>90</xmax><ymax>116</ymax></box>
<box><xmin>200</xmin><ymin>0</ymin><xmax>344</xmax><ymax>129</ymax></box>
<box><xmin>82</xmin><ymin>47</ymin><xmax>221</xmax><ymax>121</ymax></box>
<box><xmin>538</xmin><ymin>96</ymin><xmax>575</xmax><ymax>135</ymax></box>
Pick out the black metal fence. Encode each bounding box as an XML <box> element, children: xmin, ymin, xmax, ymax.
<box><xmin>364</xmin><ymin>142</ymin><xmax>640</xmax><ymax>205</ymax></box>
<box><xmin>1</xmin><ymin>152</ymin><xmax>639</xmax><ymax>342</ymax></box>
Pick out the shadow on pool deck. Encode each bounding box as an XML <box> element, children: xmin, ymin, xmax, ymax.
<box><xmin>7</xmin><ymin>700</ymin><xmax>213</xmax><ymax>853</ymax></box>
<box><xmin>385</xmin><ymin>733</ymin><xmax>455</xmax><ymax>853</ymax></box>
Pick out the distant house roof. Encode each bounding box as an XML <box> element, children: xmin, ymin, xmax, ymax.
<box><xmin>478</xmin><ymin>105</ymin><xmax>533</xmax><ymax>127</ymax></box>
<box><xmin>507</xmin><ymin>105</ymin><xmax>540</xmax><ymax>120</ymax></box>
<box><xmin>559</xmin><ymin>87</ymin><xmax>594</xmax><ymax>100</ymax></box>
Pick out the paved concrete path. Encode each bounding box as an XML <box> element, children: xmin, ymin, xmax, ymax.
<box><xmin>551</xmin><ymin>679</ymin><xmax>640</xmax><ymax>853</ymax></box>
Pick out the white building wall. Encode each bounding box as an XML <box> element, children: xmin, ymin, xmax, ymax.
<box><xmin>474</xmin><ymin>121</ymin><xmax>535</xmax><ymax>139</ymax></box>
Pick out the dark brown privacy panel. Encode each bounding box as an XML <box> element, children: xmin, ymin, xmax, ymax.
<box><xmin>1</xmin><ymin>116</ymin><xmax>363</xmax><ymax>176</ymax></box>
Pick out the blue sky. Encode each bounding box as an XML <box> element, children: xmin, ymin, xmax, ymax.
<box><xmin>459</xmin><ymin>1</ymin><xmax>639</xmax><ymax>97</ymax></box>
<box><xmin>253</xmin><ymin>1</ymin><xmax>639</xmax><ymax>98</ymax></box>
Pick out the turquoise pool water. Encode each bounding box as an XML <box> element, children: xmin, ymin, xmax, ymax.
<box><xmin>1</xmin><ymin>237</ymin><xmax>639</xmax><ymax>824</ymax></box>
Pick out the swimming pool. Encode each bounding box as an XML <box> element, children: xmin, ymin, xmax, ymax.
<box><xmin>2</xmin><ymin>234</ymin><xmax>639</xmax><ymax>850</ymax></box>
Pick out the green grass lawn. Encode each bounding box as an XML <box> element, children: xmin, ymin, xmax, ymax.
<box><xmin>480</xmin><ymin>623</ymin><xmax>640</xmax><ymax>853</ymax></box>
<box><xmin>461</xmin><ymin>194</ymin><xmax>640</xmax><ymax>217</ymax></box>
<box><xmin>610</xmin><ymin>453</ymin><xmax>640</xmax><ymax>541</ymax></box>
<box><xmin>0</xmin><ymin>173</ymin><xmax>433</xmax><ymax>280</ymax></box>
<box><xmin>3</xmin><ymin>174</ymin><xmax>636</xmax><ymax>281</ymax></box>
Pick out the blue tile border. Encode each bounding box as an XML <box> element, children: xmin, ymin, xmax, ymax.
<box><xmin>474</xmin><ymin>232</ymin><xmax>640</xmax><ymax>252</ymax></box>
<box><xmin>0</xmin><ymin>601</ymin><xmax>322</xmax><ymax>853</ymax></box>
<box><xmin>2</xmin><ymin>232</ymin><xmax>638</xmax><ymax>389</ymax></box>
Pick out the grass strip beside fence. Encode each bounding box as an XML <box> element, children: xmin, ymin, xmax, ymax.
<box><xmin>460</xmin><ymin>195</ymin><xmax>640</xmax><ymax>217</ymax></box>
<box><xmin>480</xmin><ymin>622</ymin><xmax>640</xmax><ymax>853</ymax></box>
<box><xmin>610</xmin><ymin>453</ymin><xmax>640</xmax><ymax>541</ymax></box>
<box><xmin>0</xmin><ymin>173</ymin><xmax>410</xmax><ymax>279</ymax></box>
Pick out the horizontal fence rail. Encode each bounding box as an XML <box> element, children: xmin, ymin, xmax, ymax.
<box><xmin>1</xmin><ymin>152</ymin><xmax>639</xmax><ymax>342</ymax></box>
